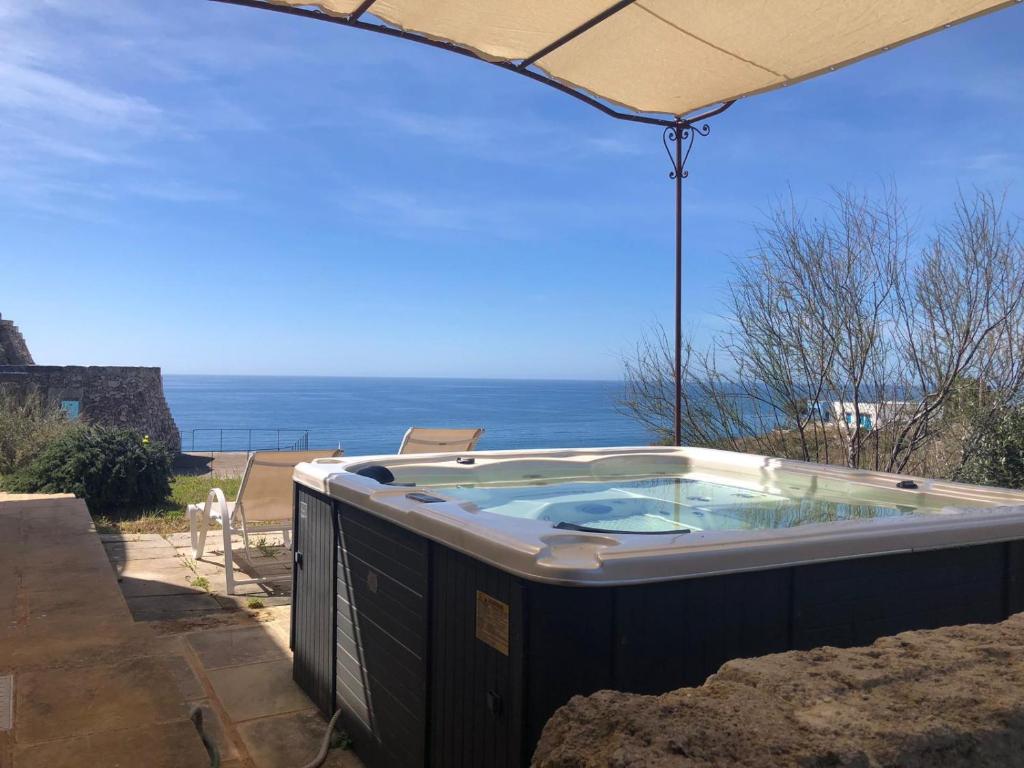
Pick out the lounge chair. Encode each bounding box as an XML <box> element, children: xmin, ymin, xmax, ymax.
<box><xmin>188</xmin><ymin>449</ymin><xmax>343</xmax><ymax>595</ymax></box>
<box><xmin>398</xmin><ymin>426</ymin><xmax>484</xmax><ymax>454</ymax></box>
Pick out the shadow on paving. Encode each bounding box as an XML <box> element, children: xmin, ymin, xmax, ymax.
<box><xmin>102</xmin><ymin>531</ymin><xmax>291</xmax><ymax>622</ymax></box>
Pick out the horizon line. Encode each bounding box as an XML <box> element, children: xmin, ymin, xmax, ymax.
<box><xmin>162</xmin><ymin>372</ymin><xmax>624</xmax><ymax>383</ymax></box>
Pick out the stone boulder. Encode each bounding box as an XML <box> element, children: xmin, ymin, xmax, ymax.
<box><xmin>532</xmin><ymin>613</ymin><xmax>1024</xmax><ymax>768</ymax></box>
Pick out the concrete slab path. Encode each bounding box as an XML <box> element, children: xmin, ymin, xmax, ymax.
<box><xmin>0</xmin><ymin>497</ymin><xmax>210</xmax><ymax>767</ymax></box>
<box><xmin>1</xmin><ymin>496</ymin><xmax>363</xmax><ymax>768</ymax></box>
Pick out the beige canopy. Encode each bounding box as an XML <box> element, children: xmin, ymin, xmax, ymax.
<box><xmin>264</xmin><ymin>0</ymin><xmax>1015</xmax><ymax>117</ymax></box>
<box><xmin>216</xmin><ymin>0</ymin><xmax>1016</xmax><ymax>448</ymax></box>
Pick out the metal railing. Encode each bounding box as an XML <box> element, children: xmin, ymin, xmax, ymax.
<box><xmin>186</xmin><ymin>428</ymin><xmax>310</xmax><ymax>453</ymax></box>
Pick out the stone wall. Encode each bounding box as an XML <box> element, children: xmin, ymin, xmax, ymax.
<box><xmin>0</xmin><ymin>365</ymin><xmax>181</xmax><ymax>451</ymax></box>
<box><xmin>532</xmin><ymin>613</ymin><xmax>1024</xmax><ymax>768</ymax></box>
<box><xmin>0</xmin><ymin>313</ymin><xmax>34</xmax><ymax>365</ymax></box>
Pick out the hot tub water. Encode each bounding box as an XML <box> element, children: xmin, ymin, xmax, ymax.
<box><xmin>426</xmin><ymin>474</ymin><xmax>931</xmax><ymax>533</ymax></box>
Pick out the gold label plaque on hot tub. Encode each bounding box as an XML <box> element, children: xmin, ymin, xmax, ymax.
<box><xmin>475</xmin><ymin>590</ymin><xmax>509</xmax><ymax>655</ymax></box>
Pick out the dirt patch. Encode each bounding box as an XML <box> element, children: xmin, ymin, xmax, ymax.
<box><xmin>532</xmin><ymin>613</ymin><xmax>1024</xmax><ymax>768</ymax></box>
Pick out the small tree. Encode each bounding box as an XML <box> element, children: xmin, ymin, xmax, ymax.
<box><xmin>622</xmin><ymin>188</ymin><xmax>1024</xmax><ymax>474</ymax></box>
<box><xmin>954</xmin><ymin>404</ymin><xmax>1024</xmax><ymax>488</ymax></box>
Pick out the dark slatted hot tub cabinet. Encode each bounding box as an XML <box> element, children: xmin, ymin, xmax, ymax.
<box><xmin>293</xmin><ymin>486</ymin><xmax>429</xmax><ymax>768</ymax></box>
<box><xmin>336</xmin><ymin>500</ymin><xmax>429</xmax><ymax>768</ymax></box>
<box><xmin>291</xmin><ymin>486</ymin><xmax>335</xmax><ymax>715</ymax></box>
<box><xmin>292</xmin><ymin>483</ymin><xmax>1024</xmax><ymax>768</ymax></box>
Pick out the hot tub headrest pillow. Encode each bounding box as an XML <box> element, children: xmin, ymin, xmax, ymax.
<box><xmin>355</xmin><ymin>465</ymin><xmax>396</xmax><ymax>485</ymax></box>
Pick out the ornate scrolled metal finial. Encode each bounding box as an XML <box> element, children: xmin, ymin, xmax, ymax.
<box><xmin>662</xmin><ymin>125</ymin><xmax>680</xmax><ymax>179</ymax></box>
<box><xmin>663</xmin><ymin>121</ymin><xmax>712</xmax><ymax>180</ymax></box>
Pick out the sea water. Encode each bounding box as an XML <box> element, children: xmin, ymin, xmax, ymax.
<box><xmin>164</xmin><ymin>375</ymin><xmax>652</xmax><ymax>456</ymax></box>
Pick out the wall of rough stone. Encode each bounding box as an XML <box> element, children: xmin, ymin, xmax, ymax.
<box><xmin>0</xmin><ymin>365</ymin><xmax>181</xmax><ymax>451</ymax></box>
<box><xmin>0</xmin><ymin>314</ymin><xmax>34</xmax><ymax>365</ymax></box>
<box><xmin>532</xmin><ymin>612</ymin><xmax>1024</xmax><ymax>768</ymax></box>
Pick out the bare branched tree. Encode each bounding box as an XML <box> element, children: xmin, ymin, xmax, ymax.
<box><xmin>621</xmin><ymin>188</ymin><xmax>1024</xmax><ymax>474</ymax></box>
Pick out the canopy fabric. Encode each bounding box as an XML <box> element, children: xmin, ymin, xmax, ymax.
<box><xmin>267</xmin><ymin>0</ymin><xmax>1014</xmax><ymax>116</ymax></box>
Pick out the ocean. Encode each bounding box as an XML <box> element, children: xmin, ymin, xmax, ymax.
<box><xmin>163</xmin><ymin>375</ymin><xmax>655</xmax><ymax>456</ymax></box>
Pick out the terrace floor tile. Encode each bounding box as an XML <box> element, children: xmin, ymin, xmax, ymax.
<box><xmin>104</xmin><ymin>540</ymin><xmax>179</xmax><ymax>561</ymax></box>
<box><xmin>12</xmin><ymin>721</ymin><xmax>209</xmax><ymax>768</ymax></box>
<box><xmin>162</xmin><ymin>653</ymin><xmax>207</xmax><ymax>701</ymax></box>
<box><xmin>126</xmin><ymin>593</ymin><xmax>223</xmax><ymax>622</ymax></box>
<box><xmin>15</xmin><ymin>656</ymin><xmax>190</xmax><ymax>744</ymax></box>
<box><xmin>188</xmin><ymin>699</ymin><xmax>241</xmax><ymax>761</ymax></box>
<box><xmin>188</xmin><ymin>626</ymin><xmax>289</xmax><ymax>670</ymax></box>
<box><xmin>207</xmin><ymin>658</ymin><xmax>313</xmax><ymax>722</ymax></box>
<box><xmin>16</xmin><ymin>544</ymin><xmax>111</xmax><ymax>574</ymax></box>
<box><xmin>118</xmin><ymin>570</ymin><xmax>207</xmax><ymax>599</ymax></box>
<box><xmin>0</xmin><ymin>616</ymin><xmax>157</xmax><ymax>671</ymax></box>
<box><xmin>22</xmin><ymin>583</ymin><xmax>129</xmax><ymax>623</ymax></box>
<box><xmin>100</xmin><ymin>533</ymin><xmax>176</xmax><ymax>548</ymax></box>
<box><xmin>237</xmin><ymin>709</ymin><xmax>362</xmax><ymax>768</ymax></box>
<box><xmin>18</xmin><ymin>564</ymin><xmax>117</xmax><ymax>596</ymax></box>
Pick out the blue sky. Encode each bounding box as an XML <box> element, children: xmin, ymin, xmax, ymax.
<box><xmin>2</xmin><ymin>1</ymin><xmax>1023</xmax><ymax>380</ymax></box>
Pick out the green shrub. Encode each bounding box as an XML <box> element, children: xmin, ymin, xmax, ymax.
<box><xmin>954</xmin><ymin>404</ymin><xmax>1024</xmax><ymax>489</ymax></box>
<box><xmin>0</xmin><ymin>388</ymin><xmax>74</xmax><ymax>475</ymax></box>
<box><xmin>5</xmin><ymin>425</ymin><xmax>173</xmax><ymax>511</ymax></box>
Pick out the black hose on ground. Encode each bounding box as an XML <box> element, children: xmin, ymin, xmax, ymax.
<box><xmin>189</xmin><ymin>706</ymin><xmax>221</xmax><ymax>768</ymax></box>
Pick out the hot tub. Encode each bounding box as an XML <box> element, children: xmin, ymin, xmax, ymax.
<box><xmin>290</xmin><ymin>446</ymin><xmax>1024</xmax><ymax>768</ymax></box>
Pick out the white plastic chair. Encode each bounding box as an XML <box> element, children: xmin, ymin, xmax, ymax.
<box><xmin>188</xmin><ymin>449</ymin><xmax>342</xmax><ymax>594</ymax></box>
<box><xmin>398</xmin><ymin>427</ymin><xmax>484</xmax><ymax>454</ymax></box>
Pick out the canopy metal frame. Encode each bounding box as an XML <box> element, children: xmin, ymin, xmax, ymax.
<box><xmin>212</xmin><ymin>0</ymin><xmax>736</xmax><ymax>445</ymax></box>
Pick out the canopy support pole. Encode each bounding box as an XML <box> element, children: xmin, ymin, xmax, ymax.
<box><xmin>663</xmin><ymin>119</ymin><xmax>713</xmax><ymax>447</ymax></box>
<box><xmin>673</xmin><ymin>123</ymin><xmax>683</xmax><ymax>448</ymax></box>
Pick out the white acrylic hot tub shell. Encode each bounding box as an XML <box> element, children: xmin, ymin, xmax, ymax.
<box><xmin>293</xmin><ymin>446</ymin><xmax>1024</xmax><ymax>586</ymax></box>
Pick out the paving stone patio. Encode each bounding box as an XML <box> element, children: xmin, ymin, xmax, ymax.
<box><xmin>0</xmin><ymin>495</ymin><xmax>363</xmax><ymax>768</ymax></box>
<box><xmin>103</xmin><ymin>529</ymin><xmax>293</xmax><ymax>621</ymax></box>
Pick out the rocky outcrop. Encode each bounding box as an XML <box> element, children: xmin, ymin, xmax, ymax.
<box><xmin>0</xmin><ymin>313</ymin><xmax>34</xmax><ymax>364</ymax></box>
<box><xmin>532</xmin><ymin>613</ymin><xmax>1024</xmax><ymax>768</ymax></box>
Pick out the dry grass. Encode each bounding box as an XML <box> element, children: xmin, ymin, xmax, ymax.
<box><xmin>93</xmin><ymin>510</ymin><xmax>188</xmax><ymax>535</ymax></box>
<box><xmin>92</xmin><ymin>474</ymin><xmax>242</xmax><ymax>534</ymax></box>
